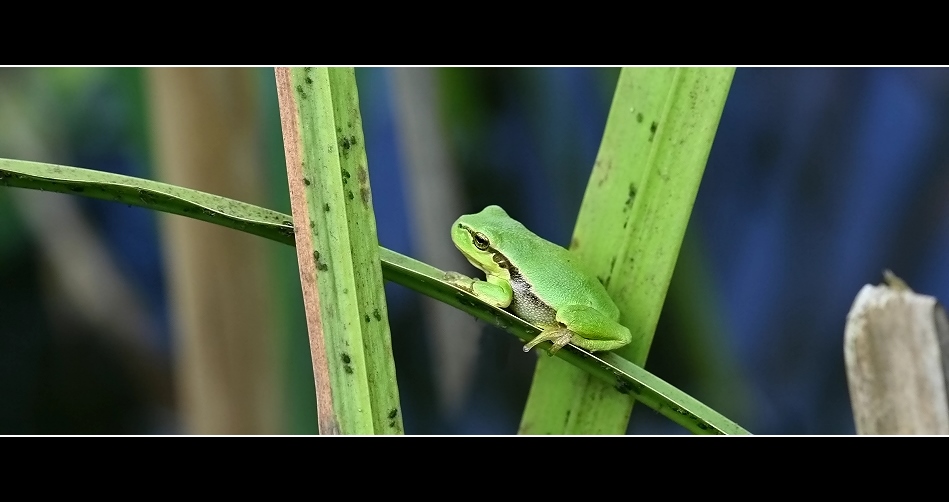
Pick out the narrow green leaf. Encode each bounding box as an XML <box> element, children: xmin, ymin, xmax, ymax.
<box><xmin>275</xmin><ymin>67</ymin><xmax>401</xmax><ymax>434</ymax></box>
<box><xmin>0</xmin><ymin>157</ymin><xmax>749</xmax><ymax>434</ymax></box>
<box><xmin>0</xmin><ymin>158</ymin><xmax>297</xmax><ymax>244</ymax></box>
<box><xmin>521</xmin><ymin>68</ymin><xmax>735</xmax><ymax>434</ymax></box>
<box><xmin>379</xmin><ymin>248</ymin><xmax>747</xmax><ymax>434</ymax></box>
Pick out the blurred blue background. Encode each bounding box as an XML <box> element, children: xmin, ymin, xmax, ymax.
<box><xmin>1</xmin><ymin>67</ymin><xmax>945</xmax><ymax>434</ymax></box>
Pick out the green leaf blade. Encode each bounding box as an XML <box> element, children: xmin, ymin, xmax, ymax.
<box><xmin>327</xmin><ymin>67</ymin><xmax>402</xmax><ymax>434</ymax></box>
<box><xmin>521</xmin><ymin>67</ymin><xmax>736</xmax><ymax>435</ymax></box>
<box><xmin>0</xmin><ymin>158</ymin><xmax>296</xmax><ymax>245</ymax></box>
<box><xmin>0</xmin><ymin>157</ymin><xmax>748</xmax><ymax>434</ymax></box>
<box><xmin>275</xmin><ymin>67</ymin><xmax>401</xmax><ymax>434</ymax></box>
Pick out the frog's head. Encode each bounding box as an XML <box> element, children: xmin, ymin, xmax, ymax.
<box><xmin>451</xmin><ymin>205</ymin><xmax>516</xmax><ymax>279</ymax></box>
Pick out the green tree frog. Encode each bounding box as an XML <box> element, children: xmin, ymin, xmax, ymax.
<box><xmin>448</xmin><ymin>205</ymin><xmax>632</xmax><ymax>355</ymax></box>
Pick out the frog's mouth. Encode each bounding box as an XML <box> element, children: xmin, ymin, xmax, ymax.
<box><xmin>462</xmin><ymin>254</ymin><xmax>485</xmax><ymax>271</ymax></box>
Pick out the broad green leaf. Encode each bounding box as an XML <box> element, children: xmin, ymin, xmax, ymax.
<box><xmin>274</xmin><ymin>67</ymin><xmax>401</xmax><ymax>434</ymax></box>
<box><xmin>521</xmin><ymin>68</ymin><xmax>736</xmax><ymax>434</ymax></box>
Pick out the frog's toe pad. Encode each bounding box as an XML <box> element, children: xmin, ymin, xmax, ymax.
<box><xmin>523</xmin><ymin>328</ymin><xmax>573</xmax><ymax>355</ymax></box>
<box><xmin>547</xmin><ymin>331</ymin><xmax>574</xmax><ymax>356</ymax></box>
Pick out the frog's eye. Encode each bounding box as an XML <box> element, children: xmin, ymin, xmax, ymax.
<box><xmin>472</xmin><ymin>232</ymin><xmax>490</xmax><ymax>251</ymax></box>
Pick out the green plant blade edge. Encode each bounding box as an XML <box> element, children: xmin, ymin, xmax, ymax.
<box><xmin>0</xmin><ymin>158</ymin><xmax>750</xmax><ymax>435</ymax></box>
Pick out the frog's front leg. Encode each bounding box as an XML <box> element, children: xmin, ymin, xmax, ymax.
<box><xmin>445</xmin><ymin>271</ymin><xmax>513</xmax><ymax>309</ymax></box>
<box><xmin>523</xmin><ymin>304</ymin><xmax>632</xmax><ymax>355</ymax></box>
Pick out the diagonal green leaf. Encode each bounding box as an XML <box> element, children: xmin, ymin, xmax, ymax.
<box><xmin>381</xmin><ymin>248</ymin><xmax>748</xmax><ymax>434</ymax></box>
<box><xmin>0</xmin><ymin>158</ymin><xmax>297</xmax><ymax>244</ymax></box>
<box><xmin>0</xmin><ymin>157</ymin><xmax>749</xmax><ymax>434</ymax></box>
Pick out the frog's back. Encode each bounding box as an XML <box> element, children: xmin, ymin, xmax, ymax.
<box><xmin>496</xmin><ymin>223</ymin><xmax>620</xmax><ymax>322</ymax></box>
<box><xmin>529</xmin><ymin>242</ymin><xmax>619</xmax><ymax>316</ymax></box>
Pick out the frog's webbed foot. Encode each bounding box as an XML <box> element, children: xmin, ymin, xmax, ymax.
<box><xmin>523</xmin><ymin>327</ymin><xmax>574</xmax><ymax>356</ymax></box>
<box><xmin>445</xmin><ymin>271</ymin><xmax>513</xmax><ymax>310</ymax></box>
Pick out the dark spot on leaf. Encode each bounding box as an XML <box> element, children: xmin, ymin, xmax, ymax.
<box><xmin>458</xmin><ymin>297</ymin><xmax>480</xmax><ymax>309</ymax></box>
<box><xmin>360</xmin><ymin>188</ymin><xmax>369</xmax><ymax>203</ymax></box>
<box><xmin>314</xmin><ymin>250</ymin><xmax>320</xmax><ymax>261</ymax></box>
<box><xmin>324</xmin><ymin>203</ymin><xmax>330</xmax><ymax>211</ymax></box>
<box><xmin>296</xmin><ymin>85</ymin><xmax>307</xmax><ymax>99</ymax></box>
<box><xmin>373</xmin><ymin>309</ymin><xmax>381</xmax><ymax>321</ymax></box>
<box><xmin>68</xmin><ymin>186</ymin><xmax>85</xmax><ymax>193</ymax></box>
<box><xmin>388</xmin><ymin>421</ymin><xmax>395</xmax><ymax>428</ymax></box>
<box><xmin>348</xmin><ymin>190</ymin><xmax>354</xmax><ymax>200</ymax></box>
<box><xmin>365</xmin><ymin>314</ymin><xmax>371</xmax><ymax>323</ymax></box>
<box><xmin>615</xmin><ymin>378</ymin><xmax>632</xmax><ymax>395</ymax></box>
<box><xmin>303</xmin><ymin>178</ymin><xmax>311</xmax><ymax>186</ymax></box>
<box><xmin>388</xmin><ymin>408</ymin><xmax>398</xmax><ymax>419</ymax></box>
<box><xmin>636</xmin><ymin>112</ymin><xmax>644</xmax><ymax>123</ymax></box>
<box><xmin>309</xmin><ymin>221</ymin><xmax>315</xmax><ymax>229</ymax></box>
<box><xmin>341</xmin><ymin>353</ymin><xmax>351</xmax><ymax>364</ymax></box>
<box><xmin>138</xmin><ymin>190</ymin><xmax>158</xmax><ymax>204</ymax></box>
<box><xmin>344</xmin><ymin>365</ymin><xmax>353</xmax><ymax>374</ymax></box>
<box><xmin>319</xmin><ymin>264</ymin><xmax>328</xmax><ymax>271</ymax></box>
<box><xmin>305</xmin><ymin>76</ymin><xmax>313</xmax><ymax>85</ymax></box>
<box><xmin>624</xmin><ymin>183</ymin><xmax>638</xmax><ymax>211</ymax></box>
<box><xmin>649</xmin><ymin>121</ymin><xmax>658</xmax><ymax>142</ymax></box>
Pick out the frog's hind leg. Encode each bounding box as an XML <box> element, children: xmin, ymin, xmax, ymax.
<box><xmin>522</xmin><ymin>327</ymin><xmax>574</xmax><ymax>355</ymax></box>
<box><xmin>523</xmin><ymin>304</ymin><xmax>632</xmax><ymax>355</ymax></box>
